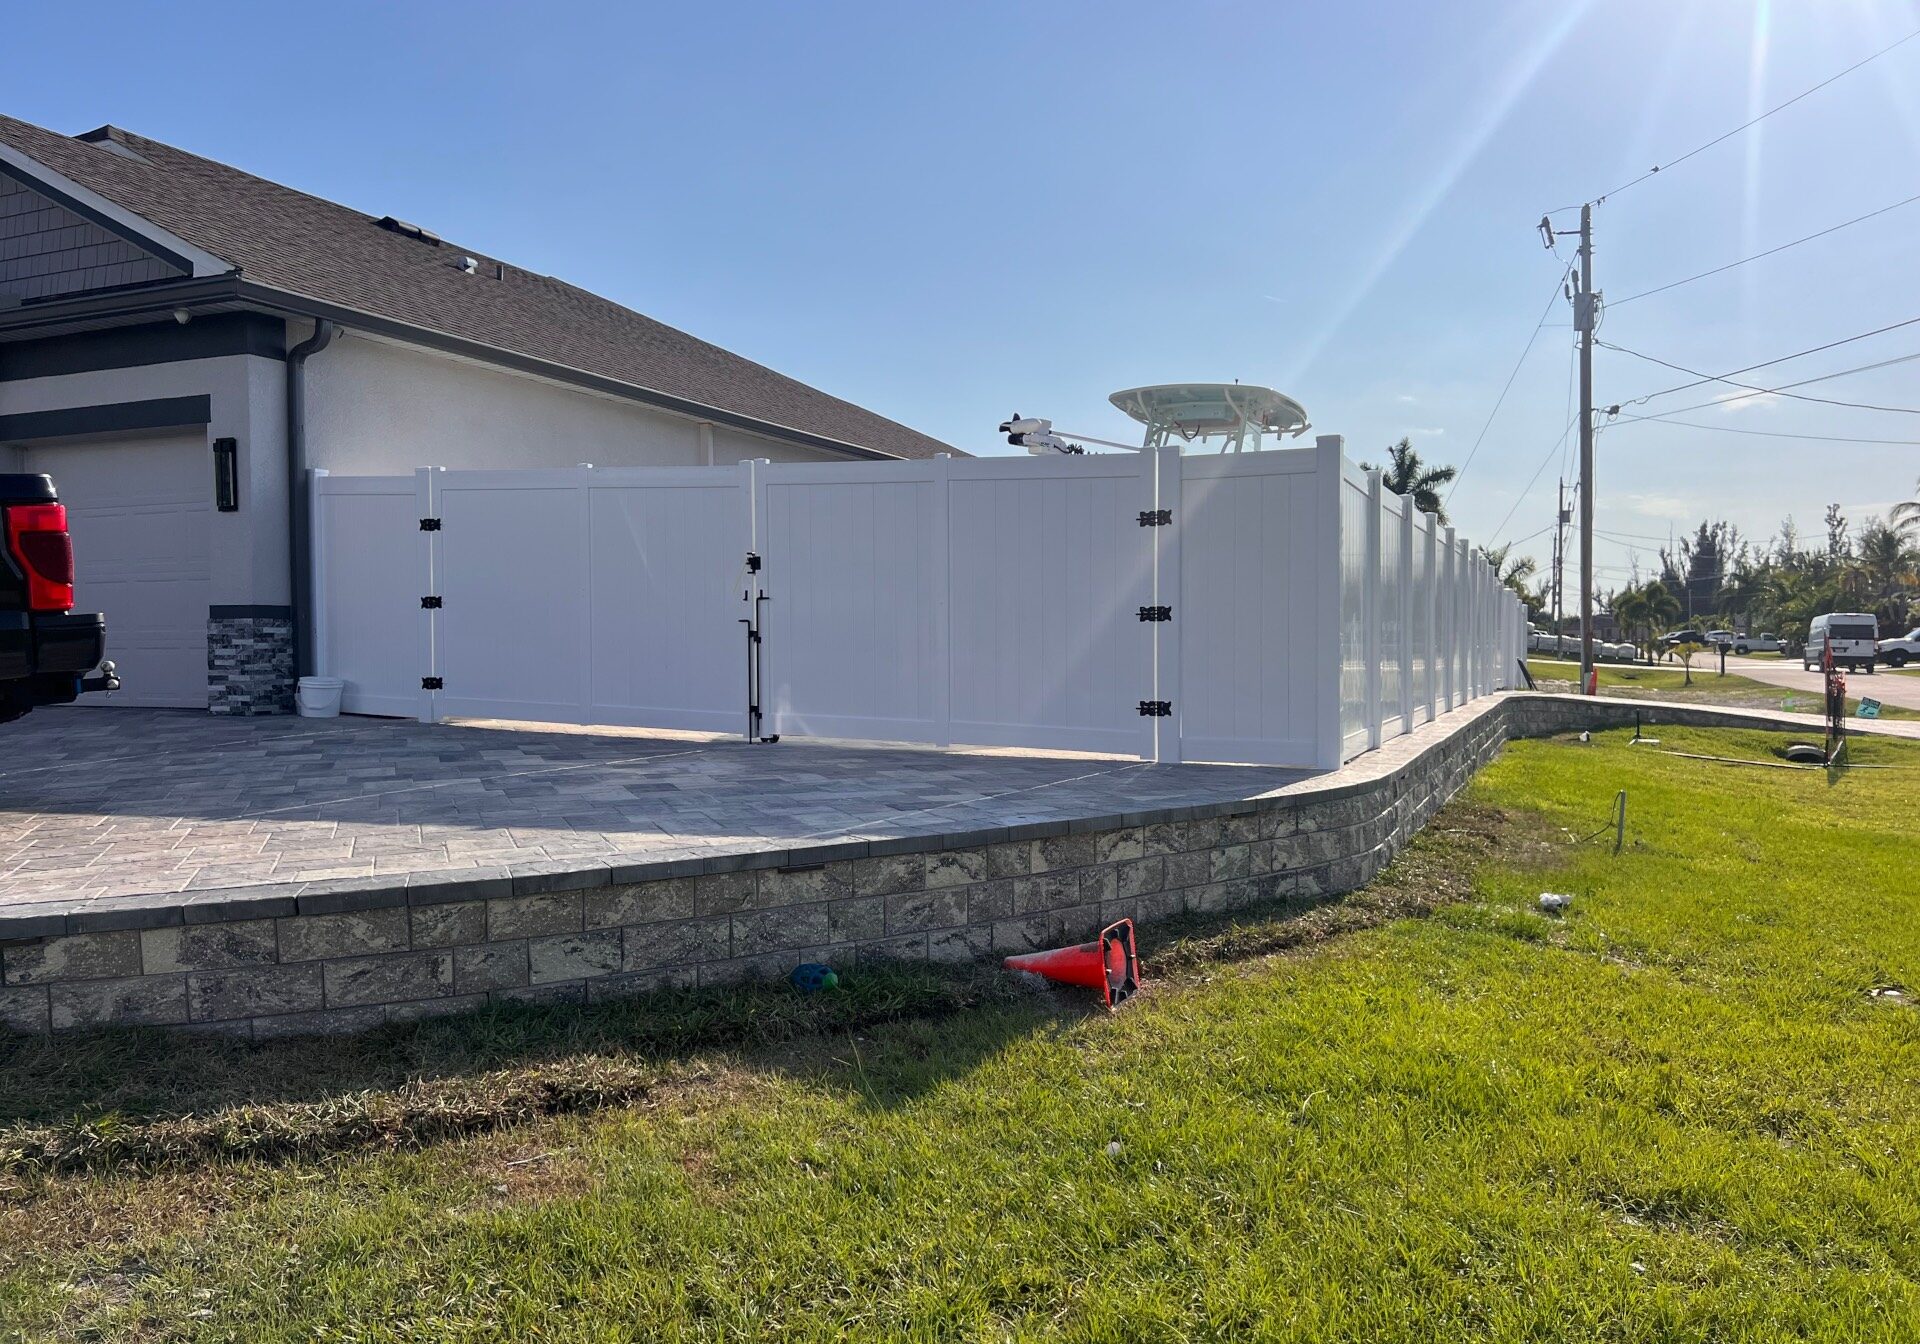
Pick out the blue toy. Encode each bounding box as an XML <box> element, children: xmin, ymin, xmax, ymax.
<box><xmin>790</xmin><ymin>962</ymin><xmax>839</xmax><ymax>993</ymax></box>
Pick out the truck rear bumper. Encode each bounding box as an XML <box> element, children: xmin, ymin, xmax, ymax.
<box><xmin>0</xmin><ymin>611</ymin><xmax>107</xmax><ymax>681</ymax></box>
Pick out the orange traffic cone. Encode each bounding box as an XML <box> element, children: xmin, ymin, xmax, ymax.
<box><xmin>1004</xmin><ymin>918</ymin><xmax>1140</xmax><ymax>1008</ymax></box>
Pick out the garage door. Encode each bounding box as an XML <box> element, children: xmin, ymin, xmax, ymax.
<box><xmin>23</xmin><ymin>432</ymin><xmax>212</xmax><ymax>708</ymax></box>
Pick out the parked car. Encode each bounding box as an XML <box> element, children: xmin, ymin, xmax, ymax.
<box><xmin>1732</xmin><ymin>632</ymin><xmax>1782</xmax><ymax>654</ymax></box>
<box><xmin>1704</xmin><ymin>629</ymin><xmax>1736</xmax><ymax>647</ymax></box>
<box><xmin>0</xmin><ymin>474</ymin><xmax>116</xmax><ymax>724</ymax></box>
<box><xmin>1804</xmin><ymin>611</ymin><xmax>1879</xmax><ymax>673</ymax></box>
<box><xmin>1658</xmin><ymin>629</ymin><xmax>1707</xmax><ymax>653</ymax></box>
<box><xmin>1878</xmin><ymin>626</ymin><xmax>1920</xmax><ymax>669</ymax></box>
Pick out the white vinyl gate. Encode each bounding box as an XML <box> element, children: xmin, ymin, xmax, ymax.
<box><xmin>312</xmin><ymin>436</ymin><xmax>1526</xmax><ymax>769</ymax></box>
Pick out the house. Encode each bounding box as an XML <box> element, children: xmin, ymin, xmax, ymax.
<box><xmin>0</xmin><ymin>116</ymin><xmax>956</xmax><ymax>715</ymax></box>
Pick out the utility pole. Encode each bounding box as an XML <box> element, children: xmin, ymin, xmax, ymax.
<box><xmin>1553</xmin><ymin>478</ymin><xmax>1567</xmax><ymax>658</ymax></box>
<box><xmin>1575</xmin><ymin>203</ymin><xmax>1596</xmax><ymax>693</ymax></box>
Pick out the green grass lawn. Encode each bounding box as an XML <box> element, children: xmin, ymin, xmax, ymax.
<box><xmin>4</xmin><ymin>726</ymin><xmax>1919</xmax><ymax>1341</ymax></box>
<box><xmin>1526</xmin><ymin>657</ymin><xmax>1920</xmax><ymax>721</ymax></box>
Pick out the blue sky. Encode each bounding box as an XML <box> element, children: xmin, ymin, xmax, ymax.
<box><xmin>9</xmin><ymin>0</ymin><xmax>1919</xmax><ymax>586</ymax></box>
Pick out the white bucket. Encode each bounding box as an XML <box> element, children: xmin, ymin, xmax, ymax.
<box><xmin>296</xmin><ymin>676</ymin><xmax>346</xmax><ymax>718</ymax></box>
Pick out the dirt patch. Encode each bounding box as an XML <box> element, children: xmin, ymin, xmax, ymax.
<box><xmin>1</xmin><ymin>1056</ymin><xmax>661</xmax><ymax>1180</ymax></box>
<box><xmin>1144</xmin><ymin>803</ymin><xmax>1555</xmax><ymax>977</ymax></box>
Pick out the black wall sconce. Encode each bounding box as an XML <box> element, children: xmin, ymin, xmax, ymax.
<box><xmin>213</xmin><ymin>437</ymin><xmax>239</xmax><ymax>512</ymax></box>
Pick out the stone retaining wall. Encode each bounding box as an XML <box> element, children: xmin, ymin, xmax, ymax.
<box><xmin>0</xmin><ymin>695</ymin><xmax>1821</xmax><ymax>1037</ymax></box>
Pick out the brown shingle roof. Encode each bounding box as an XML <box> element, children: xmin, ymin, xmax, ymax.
<box><xmin>0</xmin><ymin>116</ymin><xmax>957</xmax><ymax>460</ymax></box>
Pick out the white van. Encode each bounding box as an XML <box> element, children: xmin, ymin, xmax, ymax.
<box><xmin>1804</xmin><ymin>612</ymin><xmax>1879</xmax><ymax>673</ymax></box>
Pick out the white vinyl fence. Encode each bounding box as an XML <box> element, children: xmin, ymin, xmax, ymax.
<box><xmin>311</xmin><ymin>435</ymin><xmax>1526</xmax><ymax>769</ymax></box>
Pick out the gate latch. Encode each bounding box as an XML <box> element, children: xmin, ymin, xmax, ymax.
<box><xmin>422</xmin><ymin>676</ymin><xmax>444</xmax><ymax>690</ymax></box>
<box><xmin>1137</xmin><ymin>509</ymin><xmax>1172</xmax><ymax>527</ymax></box>
<box><xmin>1137</xmin><ymin>605</ymin><xmax>1171</xmax><ymax>622</ymax></box>
<box><xmin>1137</xmin><ymin>700</ymin><xmax>1172</xmax><ymax>717</ymax></box>
<box><xmin>421</xmin><ymin>595</ymin><xmax>443</xmax><ymax>609</ymax></box>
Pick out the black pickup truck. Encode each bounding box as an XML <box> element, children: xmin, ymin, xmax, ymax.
<box><xmin>0</xmin><ymin>473</ymin><xmax>117</xmax><ymax>724</ymax></box>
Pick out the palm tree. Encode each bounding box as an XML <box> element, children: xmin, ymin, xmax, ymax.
<box><xmin>1611</xmin><ymin>587</ymin><xmax>1649</xmax><ymax>658</ymax></box>
<box><xmin>1718</xmin><ymin>565</ymin><xmax>1770</xmax><ymax>636</ymax></box>
<box><xmin>1893</xmin><ymin>476</ymin><xmax>1920</xmax><ymax>539</ymax></box>
<box><xmin>1642</xmin><ymin>580</ymin><xmax>1681</xmax><ymax>650</ymax></box>
<box><xmin>1361</xmin><ymin>438</ymin><xmax>1457</xmax><ymax>523</ymax></box>
<box><xmin>1856</xmin><ymin>520</ymin><xmax>1919</xmax><ymax>630</ymax></box>
<box><xmin>1479</xmin><ymin>543</ymin><xmax>1539</xmax><ymax>604</ymax></box>
<box><xmin>1611</xmin><ymin>580</ymin><xmax>1679</xmax><ymax>659</ymax></box>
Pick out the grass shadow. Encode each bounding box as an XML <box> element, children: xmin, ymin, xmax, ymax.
<box><xmin>0</xmin><ymin>802</ymin><xmax>1537</xmax><ymax>1176</ymax></box>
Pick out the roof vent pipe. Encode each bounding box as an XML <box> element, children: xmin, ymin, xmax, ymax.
<box><xmin>286</xmin><ymin>319</ymin><xmax>337</xmax><ymax>683</ymax></box>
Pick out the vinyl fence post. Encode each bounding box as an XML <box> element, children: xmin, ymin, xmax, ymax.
<box><xmin>1424</xmin><ymin>516</ymin><xmax>1439</xmax><ymax>721</ymax></box>
<box><xmin>1316</xmin><ymin>435</ymin><xmax>1347</xmax><ymax>769</ymax></box>
<box><xmin>931</xmin><ymin>454</ymin><xmax>953</xmax><ymax>749</ymax></box>
<box><xmin>1405</xmin><ymin>503</ymin><xmax>1420</xmax><ymax>733</ymax></box>
<box><xmin>1364</xmin><ymin>468</ymin><xmax>1383</xmax><ymax>751</ymax></box>
<box><xmin>415</xmin><ymin>466</ymin><xmax>440</xmax><ymax>724</ymax></box>
<box><xmin>1443</xmin><ymin>538</ymin><xmax>1453</xmax><ymax>707</ymax></box>
<box><xmin>1451</xmin><ymin>533</ymin><xmax>1466</xmax><ymax>702</ymax></box>
<box><xmin>1155</xmin><ymin>443</ymin><xmax>1184</xmax><ymax>764</ymax></box>
<box><xmin>309</xmin><ymin>469</ymin><xmax>330</xmax><ymax>679</ymax></box>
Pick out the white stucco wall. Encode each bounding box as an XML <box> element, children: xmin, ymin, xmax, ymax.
<box><xmin>300</xmin><ymin>330</ymin><xmax>851</xmax><ymax>473</ymax></box>
<box><xmin>0</xmin><ymin>323</ymin><xmax>895</xmax><ymax>611</ymax></box>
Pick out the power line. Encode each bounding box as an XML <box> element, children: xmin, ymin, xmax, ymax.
<box><xmin>1594</xmin><ymin>28</ymin><xmax>1920</xmax><ymax>202</ymax></box>
<box><xmin>1484</xmin><ymin>409</ymin><xmax>1584</xmax><ymax>547</ymax></box>
<box><xmin>1604</xmin><ymin>414</ymin><xmax>1920</xmax><ymax>446</ymax></box>
<box><xmin>1442</xmin><ymin>259</ymin><xmax>1574</xmax><ymax>507</ymax></box>
<box><xmin>1609</xmin><ymin>313</ymin><xmax>1920</xmax><ymax>404</ymax></box>
<box><xmin>1504</xmin><ymin>522</ymin><xmax>1554</xmax><ymax>551</ymax></box>
<box><xmin>1600</xmin><ymin>340</ymin><xmax>1920</xmax><ymax>414</ymax></box>
<box><xmin>1594</xmin><ymin>526</ymin><xmax>1673</xmax><ymax>543</ymax></box>
<box><xmin>1609</xmin><ymin>191</ymin><xmax>1920</xmax><ymax>306</ymax></box>
<box><xmin>1609</xmin><ymin>349</ymin><xmax>1920</xmax><ymax>421</ymax></box>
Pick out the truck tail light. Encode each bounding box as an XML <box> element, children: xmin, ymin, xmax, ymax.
<box><xmin>4</xmin><ymin>503</ymin><xmax>75</xmax><ymax>612</ymax></box>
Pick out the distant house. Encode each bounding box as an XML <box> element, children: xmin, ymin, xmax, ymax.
<box><xmin>0</xmin><ymin>116</ymin><xmax>954</xmax><ymax>713</ymax></box>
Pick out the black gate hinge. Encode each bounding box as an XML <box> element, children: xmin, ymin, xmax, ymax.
<box><xmin>421</xmin><ymin>595</ymin><xmax>443</xmax><ymax>609</ymax></box>
<box><xmin>419</xmin><ymin>517</ymin><xmax>442</xmax><ymax>531</ymax></box>
<box><xmin>1137</xmin><ymin>509</ymin><xmax>1172</xmax><ymax>527</ymax></box>
<box><xmin>1138</xmin><ymin>700</ymin><xmax>1172</xmax><ymax>717</ymax></box>
<box><xmin>1137</xmin><ymin>605</ymin><xmax>1172</xmax><ymax>622</ymax></box>
<box><xmin>421</xmin><ymin>676</ymin><xmax>444</xmax><ymax>690</ymax></box>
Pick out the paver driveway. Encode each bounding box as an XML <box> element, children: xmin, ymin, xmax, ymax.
<box><xmin>0</xmin><ymin>708</ymin><xmax>1310</xmax><ymax>911</ymax></box>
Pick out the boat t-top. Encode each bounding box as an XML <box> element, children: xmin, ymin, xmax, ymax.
<box><xmin>1001</xmin><ymin>382</ymin><xmax>1309</xmax><ymax>454</ymax></box>
<box><xmin>1109</xmin><ymin>383</ymin><xmax>1310</xmax><ymax>452</ymax></box>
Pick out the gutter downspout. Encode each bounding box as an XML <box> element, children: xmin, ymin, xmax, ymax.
<box><xmin>286</xmin><ymin>319</ymin><xmax>337</xmax><ymax>681</ymax></box>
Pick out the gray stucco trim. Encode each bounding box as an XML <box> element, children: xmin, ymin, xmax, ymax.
<box><xmin>0</xmin><ymin>395</ymin><xmax>211</xmax><ymax>442</ymax></box>
<box><xmin>0</xmin><ymin>313</ymin><xmax>285</xmax><ymax>381</ymax></box>
<box><xmin>0</xmin><ymin>276</ymin><xmax>238</xmax><ymax>339</ymax></box>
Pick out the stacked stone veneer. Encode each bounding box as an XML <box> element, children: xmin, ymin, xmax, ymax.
<box><xmin>207</xmin><ymin>612</ymin><xmax>295</xmax><ymax>716</ymax></box>
<box><xmin>0</xmin><ymin>695</ymin><xmax>1821</xmax><ymax>1037</ymax></box>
